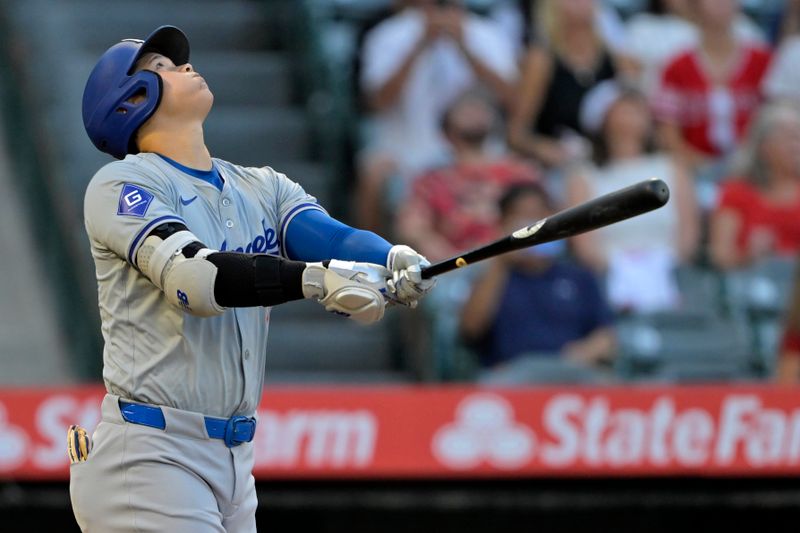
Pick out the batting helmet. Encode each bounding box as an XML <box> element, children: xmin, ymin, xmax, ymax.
<box><xmin>82</xmin><ymin>25</ymin><xmax>190</xmax><ymax>159</ymax></box>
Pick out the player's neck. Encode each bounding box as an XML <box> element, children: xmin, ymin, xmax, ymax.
<box><xmin>138</xmin><ymin>123</ymin><xmax>212</xmax><ymax>170</ymax></box>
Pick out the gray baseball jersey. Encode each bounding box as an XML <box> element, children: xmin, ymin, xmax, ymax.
<box><xmin>83</xmin><ymin>152</ymin><xmax>323</xmax><ymax>418</ymax></box>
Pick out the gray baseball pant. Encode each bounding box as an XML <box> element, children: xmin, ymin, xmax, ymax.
<box><xmin>70</xmin><ymin>394</ymin><xmax>258</xmax><ymax>532</ymax></box>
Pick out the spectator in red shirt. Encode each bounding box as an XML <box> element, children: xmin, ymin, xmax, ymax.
<box><xmin>396</xmin><ymin>91</ymin><xmax>540</xmax><ymax>262</ymax></box>
<box><xmin>710</xmin><ymin>103</ymin><xmax>800</xmax><ymax>270</ymax></box>
<box><xmin>653</xmin><ymin>0</ymin><xmax>771</xmax><ymax>176</ymax></box>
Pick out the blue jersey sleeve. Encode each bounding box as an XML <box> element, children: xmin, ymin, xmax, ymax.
<box><xmin>284</xmin><ymin>209</ymin><xmax>392</xmax><ymax>265</ymax></box>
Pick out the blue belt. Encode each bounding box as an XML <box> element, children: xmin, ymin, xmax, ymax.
<box><xmin>118</xmin><ymin>401</ymin><xmax>256</xmax><ymax>448</ymax></box>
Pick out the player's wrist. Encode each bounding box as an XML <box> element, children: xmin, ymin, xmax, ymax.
<box><xmin>386</xmin><ymin>244</ymin><xmax>435</xmax><ymax>306</ymax></box>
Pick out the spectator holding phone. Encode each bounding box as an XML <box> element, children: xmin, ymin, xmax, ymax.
<box><xmin>356</xmin><ymin>0</ymin><xmax>517</xmax><ymax>232</ymax></box>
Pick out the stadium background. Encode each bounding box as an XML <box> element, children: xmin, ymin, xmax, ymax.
<box><xmin>0</xmin><ymin>0</ymin><xmax>798</xmax><ymax>531</ymax></box>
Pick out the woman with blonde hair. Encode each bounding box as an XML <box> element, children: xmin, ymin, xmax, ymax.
<box><xmin>508</xmin><ymin>0</ymin><xmax>623</xmax><ymax>169</ymax></box>
<box><xmin>710</xmin><ymin>102</ymin><xmax>800</xmax><ymax>270</ymax></box>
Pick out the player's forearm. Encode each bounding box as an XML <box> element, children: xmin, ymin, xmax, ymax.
<box><xmin>206</xmin><ymin>252</ymin><xmax>306</xmax><ymax>307</ymax></box>
<box><xmin>285</xmin><ymin>208</ymin><xmax>392</xmax><ymax>265</ymax></box>
<box><xmin>137</xmin><ymin>225</ymin><xmax>313</xmax><ymax>315</ymax></box>
<box><xmin>143</xmin><ymin>238</ymin><xmax>387</xmax><ymax>322</ymax></box>
<box><xmin>211</xmin><ymin>253</ymin><xmax>390</xmax><ymax>325</ymax></box>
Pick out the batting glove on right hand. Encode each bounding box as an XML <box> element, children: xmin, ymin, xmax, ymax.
<box><xmin>302</xmin><ymin>260</ymin><xmax>390</xmax><ymax>325</ymax></box>
<box><xmin>386</xmin><ymin>245</ymin><xmax>436</xmax><ymax>308</ymax></box>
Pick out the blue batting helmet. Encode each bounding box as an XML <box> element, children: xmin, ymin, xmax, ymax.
<box><xmin>82</xmin><ymin>25</ymin><xmax>190</xmax><ymax>159</ymax></box>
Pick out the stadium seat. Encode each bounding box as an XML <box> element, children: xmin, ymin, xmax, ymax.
<box><xmin>722</xmin><ymin>257</ymin><xmax>797</xmax><ymax>374</ymax></box>
<box><xmin>673</xmin><ymin>265</ymin><xmax>725</xmax><ymax>316</ymax></box>
<box><xmin>615</xmin><ymin>311</ymin><xmax>755</xmax><ymax>382</ymax></box>
<box><xmin>723</xmin><ymin>257</ymin><xmax>796</xmax><ymax>316</ymax></box>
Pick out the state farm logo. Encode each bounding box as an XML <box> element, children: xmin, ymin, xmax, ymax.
<box><xmin>0</xmin><ymin>403</ymin><xmax>28</xmax><ymax>470</ymax></box>
<box><xmin>254</xmin><ymin>409</ymin><xmax>377</xmax><ymax>469</ymax></box>
<box><xmin>432</xmin><ymin>394</ymin><xmax>535</xmax><ymax>469</ymax></box>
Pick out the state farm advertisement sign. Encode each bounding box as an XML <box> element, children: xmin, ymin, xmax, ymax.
<box><xmin>1</xmin><ymin>385</ymin><xmax>799</xmax><ymax>480</ymax></box>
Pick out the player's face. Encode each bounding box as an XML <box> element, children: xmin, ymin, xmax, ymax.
<box><xmin>136</xmin><ymin>52</ymin><xmax>213</xmax><ymax>120</ymax></box>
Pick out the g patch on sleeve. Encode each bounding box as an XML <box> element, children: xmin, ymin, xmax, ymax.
<box><xmin>117</xmin><ymin>183</ymin><xmax>155</xmax><ymax>217</ymax></box>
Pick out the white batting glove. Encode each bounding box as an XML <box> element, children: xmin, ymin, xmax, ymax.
<box><xmin>302</xmin><ymin>260</ymin><xmax>390</xmax><ymax>324</ymax></box>
<box><xmin>386</xmin><ymin>245</ymin><xmax>436</xmax><ymax>308</ymax></box>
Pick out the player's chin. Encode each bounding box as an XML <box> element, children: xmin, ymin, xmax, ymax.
<box><xmin>196</xmin><ymin>89</ymin><xmax>214</xmax><ymax>112</ymax></box>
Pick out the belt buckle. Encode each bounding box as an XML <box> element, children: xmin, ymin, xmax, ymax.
<box><xmin>224</xmin><ymin>415</ymin><xmax>256</xmax><ymax>448</ymax></box>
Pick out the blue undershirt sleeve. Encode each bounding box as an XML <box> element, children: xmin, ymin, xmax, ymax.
<box><xmin>284</xmin><ymin>209</ymin><xmax>392</xmax><ymax>265</ymax></box>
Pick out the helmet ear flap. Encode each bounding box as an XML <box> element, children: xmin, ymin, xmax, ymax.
<box><xmin>83</xmin><ymin>26</ymin><xmax>190</xmax><ymax>158</ymax></box>
<box><xmin>93</xmin><ymin>69</ymin><xmax>162</xmax><ymax>159</ymax></box>
<box><xmin>124</xmin><ymin>71</ymin><xmax>164</xmax><ymax>155</ymax></box>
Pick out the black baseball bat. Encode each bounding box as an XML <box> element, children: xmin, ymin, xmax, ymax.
<box><xmin>421</xmin><ymin>178</ymin><xmax>670</xmax><ymax>279</ymax></box>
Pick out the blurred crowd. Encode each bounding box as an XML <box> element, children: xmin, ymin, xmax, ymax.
<box><xmin>347</xmin><ymin>0</ymin><xmax>800</xmax><ymax>384</ymax></box>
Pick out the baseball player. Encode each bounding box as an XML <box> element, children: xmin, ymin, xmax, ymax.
<box><xmin>69</xmin><ymin>25</ymin><xmax>434</xmax><ymax>532</ymax></box>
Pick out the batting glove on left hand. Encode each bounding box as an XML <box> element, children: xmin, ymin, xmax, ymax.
<box><xmin>386</xmin><ymin>245</ymin><xmax>436</xmax><ymax>308</ymax></box>
<box><xmin>302</xmin><ymin>260</ymin><xmax>391</xmax><ymax>324</ymax></box>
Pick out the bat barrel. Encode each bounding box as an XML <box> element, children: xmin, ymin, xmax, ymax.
<box><xmin>550</xmin><ymin>176</ymin><xmax>669</xmax><ymax>240</ymax></box>
<box><xmin>420</xmin><ymin>178</ymin><xmax>670</xmax><ymax>279</ymax></box>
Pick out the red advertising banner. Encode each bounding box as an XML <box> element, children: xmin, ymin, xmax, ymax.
<box><xmin>1</xmin><ymin>385</ymin><xmax>799</xmax><ymax>480</ymax></box>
